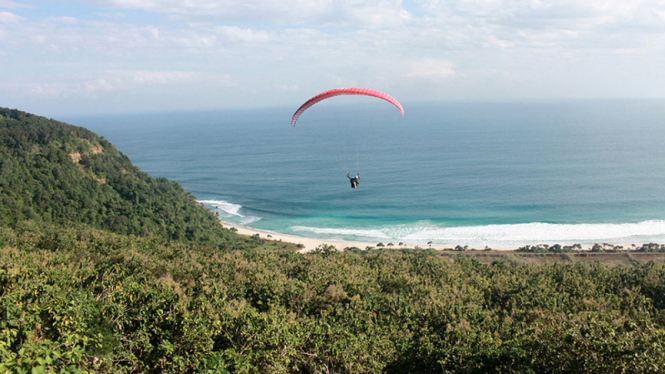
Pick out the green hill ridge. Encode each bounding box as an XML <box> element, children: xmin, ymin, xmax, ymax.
<box><xmin>0</xmin><ymin>107</ymin><xmax>231</xmax><ymax>245</ymax></box>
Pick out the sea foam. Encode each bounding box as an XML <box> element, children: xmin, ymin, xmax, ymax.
<box><xmin>291</xmin><ymin>226</ymin><xmax>392</xmax><ymax>240</ymax></box>
<box><xmin>198</xmin><ymin>199</ymin><xmax>261</xmax><ymax>224</ymax></box>
<box><xmin>290</xmin><ymin>220</ymin><xmax>665</xmax><ymax>247</ymax></box>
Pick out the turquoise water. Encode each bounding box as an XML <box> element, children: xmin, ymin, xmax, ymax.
<box><xmin>69</xmin><ymin>99</ymin><xmax>665</xmax><ymax>247</ymax></box>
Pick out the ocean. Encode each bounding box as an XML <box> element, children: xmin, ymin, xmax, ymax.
<box><xmin>68</xmin><ymin>99</ymin><xmax>665</xmax><ymax>248</ymax></box>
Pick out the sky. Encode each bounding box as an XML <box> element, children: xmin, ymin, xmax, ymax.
<box><xmin>1</xmin><ymin>0</ymin><xmax>665</xmax><ymax>116</ymax></box>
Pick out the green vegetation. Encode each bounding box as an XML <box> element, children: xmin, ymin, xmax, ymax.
<box><xmin>517</xmin><ymin>243</ymin><xmax>665</xmax><ymax>253</ymax></box>
<box><xmin>0</xmin><ymin>108</ymin><xmax>231</xmax><ymax>246</ymax></box>
<box><xmin>1</xmin><ymin>108</ymin><xmax>664</xmax><ymax>373</ymax></box>
<box><xmin>2</xmin><ymin>225</ymin><xmax>665</xmax><ymax>373</ymax></box>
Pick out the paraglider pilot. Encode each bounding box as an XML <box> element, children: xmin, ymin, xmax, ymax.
<box><xmin>347</xmin><ymin>173</ymin><xmax>360</xmax><ymax>188</ymax></box>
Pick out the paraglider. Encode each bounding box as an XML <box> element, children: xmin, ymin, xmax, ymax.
<box><xmin>291</xmin><ymin>88</ymin><xmax>404</xmax><ymax>127</ymax></box>
<box><xmin>291</xmin><ymin>88</ymin><xmax>403</xmax><ymax>188</ymax></box>
<box><xmin>347</xmin><ymin>173</ymin><xmax>360</xmax><ymax>188</ymax></box>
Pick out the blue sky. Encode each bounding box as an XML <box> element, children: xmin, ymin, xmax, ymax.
<box><xmin>1</xmin><ymin>0</ymin><xmax>665</xmax><ymax>116</ymax></box>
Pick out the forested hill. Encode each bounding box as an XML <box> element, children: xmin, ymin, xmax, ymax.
<box><xmin>2</xmin><ymin>108</ymin><xmax>665</xmax><ymax>373</ymax></box>
<box><xmin>0</xmin><ymin>107</ymin><xmax>231</xmax><ymax>245</ymax></box>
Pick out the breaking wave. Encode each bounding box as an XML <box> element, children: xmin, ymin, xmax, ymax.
<box><xmin>198</xmin><ymin>199</ymin><xmax>262</xmax><ymax>225</ymax></box>
<box><xmin>291</xmin><ymin>220</ymin><xmax>665</xmax><ymax>247</ymax></box>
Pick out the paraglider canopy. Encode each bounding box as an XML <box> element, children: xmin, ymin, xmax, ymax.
<box><xmin>291</xmin><ymin>87</ymin><xmax>404</xmax><ymax>127</ymax></box>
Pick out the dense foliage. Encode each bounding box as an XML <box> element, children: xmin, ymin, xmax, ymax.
<box><xmin>1</xmin><ymin>224</ymin><xmax>664</xmax><ymax>373</ymax></box>
<box><xmin>518</xmin><ymin>243</ymin><xmax>665</xmax><ymax>253</ymax></box>
<box><xmin>0</xmin><ymin>108</ymin><xmax>231</xmax><ymax>246</ymax></box>
<box><xmin>2</xmin><ymin>108</ymin><xmax>664</xmax><ymax>373</ymax></box>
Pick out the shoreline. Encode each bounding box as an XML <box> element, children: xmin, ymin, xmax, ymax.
<box><xmin>219</xmin><ymin>221</ymin><xmax>659</xmax><ymax>253</ymax></box>
<box><xmin>203</xmin><ymin>203</ymin><xmax>665</xmax><ymax>253</ymax></box>
<box><xmin>220</xmin><ymin>221</ymin><xmax>516</xmax><ymax>252</ymax></box>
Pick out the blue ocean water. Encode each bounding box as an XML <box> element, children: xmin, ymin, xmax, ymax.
<box><xmin>68</xmin><ymin>99</ymin><xmax>665</xmax><ymax>247</ymax></box>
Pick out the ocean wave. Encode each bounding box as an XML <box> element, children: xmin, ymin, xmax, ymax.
<box><xmin>290</xmin><ymin>220</ymin><xmax>665</xmax><ymax>247</ymax></box>
<box><xmin>291</xmin><ymin>226</ymin><xmax>393</xmax><ymax>240</ymax></box>
<box><xmin>198</xmin><ymin>199</ymin><xmax>262</xmax><ymax>224</ymax></box>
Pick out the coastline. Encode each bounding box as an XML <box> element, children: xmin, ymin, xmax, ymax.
<box><xmin>219</xmin><ymin>220</ymin><xmax>660</xmax><ymax>253</ymax></box>
<box><xmin>220</xmin><ymin>220</ymin><xmax>515</xmax><ymax>252</ymax></box>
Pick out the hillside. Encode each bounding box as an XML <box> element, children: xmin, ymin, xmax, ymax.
<box><xmin>1</xmin><ymin>108</ymin><xmax>664</xmax><ymax>373</ymax></box>
<box><xmin>0</xmin><ymin>107</ymin><xmax>232</xmax><ymax>246</ymax></box>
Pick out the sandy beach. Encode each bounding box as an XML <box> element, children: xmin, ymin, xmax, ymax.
<box><xmin>220</xmin><ymin>221</ymin><xmax>653</xmax><ymax>253</ymax></box>
<box><xmin>220</xmin><ymin>221</ymin><xmax>515</xmax><ymax>252</ymax></box>
<box><xmin>222</xmin><ymin>221</ymin><xmax>385</xmax><ymax>252</ymax></box>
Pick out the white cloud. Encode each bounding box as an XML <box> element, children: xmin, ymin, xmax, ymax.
<box><xmin>48</xmin><ymin>16</ymin><xmax>79</xmax><ymax>25</ymax></box>
<box><xmin>78</xmin><ymin>71</ymin><xmax>195</xmax><ymax>94</ymax></box>
<box><xmin>0</xmin><ymin>11</ymin><xmax>24</xmax><ymax>23</ymax></box>
<box><xmin>214</xmin><ymin>26</ymin><xmax>272</xmax><ymax>43</ymax></box>
<box><xmin>87</xmin><ymin>0</ymin><xmax>415</xmax><ymax>28</ymax></box>
<box><xmin>414</xmin><ymin>0</ymin><xmax>665</xmax><ymax>51</ymax></box>
<box><xmin>82</xmin><ymin>78</ymin><xmax>115</xmax><ymax>94</ymax></box>
<box><xmin>407</xmin><ymin>59</ymin><xmax>456</xmax><ymax>79</ymax></box>
<box><xmin>332</xmin><ymin>0</ymin><xmax>414</xmax><ymax>28</ymax></box>
<box><xmin>88</xmin><ymin>0</ymin><xmax>335</xmax><ymax>23</ymax></box>
<box><xmin>128</xmin><ymin>70</ymin><xmax>196</xmax><ymax>85</ymax></box>
<box><xmin>0</xmin><ymin>17</ymin><xmax>164</xmax><ymax>56</ymax></box>
<box><xmin>28</xmin><ymin>83</ymin><xmax>62</xmax><ymax>99</ymax></box>
<box><xmin>93</xmin><ymin>11</ymin><xmax>126</xmax><ymax>20</ymax></box>
<box><xmin>0</xmin><ymin>0</ymin><xmax>30</xmax><ymax>9</ymax></box>
<box><xmin>2</xmin><ymin>70</ymin><xmax>199</xmax><ymax>100</ymax></box>
<box><xmin>2</xmin><ymin>0</ymin><xmax>665</xmax><ymax>115</ymax></box>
